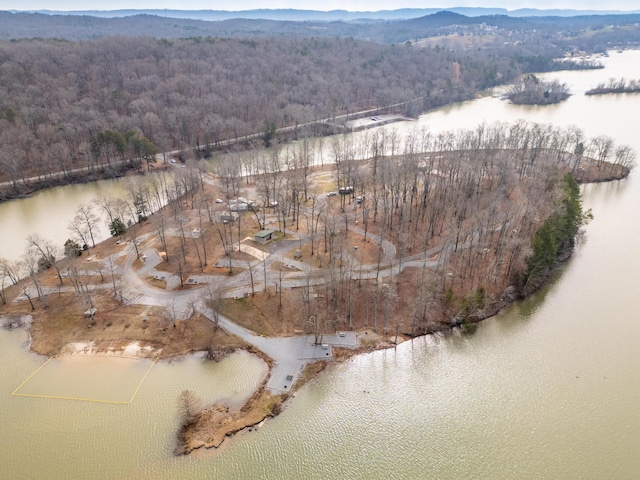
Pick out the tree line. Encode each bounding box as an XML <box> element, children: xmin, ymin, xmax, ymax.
<box><xmin>2</xmin><ymin>10</ymin><xmax>640</xmax><ymax>47</ymax></box>
<box><xmin>0</xmin><ymin>35</ymin><xmax>595</xmax><ymax>196</ymax></box>
<box><xmin>586</xmin><ymin>77</ymin><xmax>640</xmax><ymax>95</ymax></box>
<box><xmin>507</xmin><ymin>74</ymin><xmax>570</xmax><ymax>105</ymax></box>
<box><xmin>0</xmin><ymin>119</ymin><xmax>635</xmax><ymax>335</ymax></box>
<box><xmin>524</xmin><ymin>174</ymin><xmax>586</xmax><ymax>288</ymax></box>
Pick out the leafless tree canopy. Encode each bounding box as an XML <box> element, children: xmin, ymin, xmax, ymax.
<box><xmin>0</xmin><ymin>36</ymin><xmax>532</xmax><ymax>195</ymax></box>
<box><xmin>176</xmin><ymin>389</ymin><xmax>202</xmax><ymax>426</ymax></box>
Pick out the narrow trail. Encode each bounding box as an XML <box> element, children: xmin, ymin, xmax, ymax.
<box><xmin>107</xmin><ymin>224</ymin><xmax>455</xmax><ymax>393</ymax></box>
<box><xmin>13</xmin><ymin>220</ymin><xmax>456</xmax><ymax>393</ymax></box>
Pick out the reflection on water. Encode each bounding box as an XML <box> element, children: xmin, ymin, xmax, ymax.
<box><xmin>0</xmin><ymin>178</ymin><xmax>128</xmax><ymax>263</ymax></box>
<box><xmin>0</xmin><ymin>171</ymin><xmax>174</xmax><ymax>264</ymax></box>
<box><xmin>512</xmin><ymin>267</ymin><xmax>566</xmax><ymax>319</ymax></box>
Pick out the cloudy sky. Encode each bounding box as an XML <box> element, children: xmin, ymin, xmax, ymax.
<box><xmin>5</xmin><ymin>0</ymin><xmax>640</xmax><ymax>11</ymax></box>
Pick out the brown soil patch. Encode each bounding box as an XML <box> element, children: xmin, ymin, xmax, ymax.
<box><xmin>293</xmin><ymin>360</ymin><xmax>329</xmax><ymax>390</ymax></box>
<box><xmin>7</xmin><ymin>289</ymin><xmax>245</xmax><ymax>358</ymax></box>
<box><xmin>287</xmin><ymin>227</ymin><xmax>382</xmax><ymax>268</ymax></box>
<box><xmin>176</xmin><ymin>382</ymin><xmax>285</xmax><ymax>454</ymax></box>
<box><xmin>217</xmin><ymin>268</ymin><xmax>451</xmax><ymax>339</ymax></box>
<box><xmin>156</xmin><ymin>222</ymin><xmax>259</xmax><ymax>277</ymax></box>
<box><xmin>8</xmin><ymin>153</ymin><xmax>628</xmax><ymax>355</ymax></box>
<box><xmin>218</xmin><ymin>292</ymin><xmax>304</xmax><ymax>337</ymax></box>
<box><xmin>0</xmin><ymin>147</ymin><xmax>630</xmax><ymax>460</ymax></box>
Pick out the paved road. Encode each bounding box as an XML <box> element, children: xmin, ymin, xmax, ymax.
<box><xmin>112</xmin><ymin>228</ymin><xmax>450</xmax><ymax>392</ymax></box>
<box><xmin>107</xmin><ymin>238</ymin><xmax>337</xmax><ymax>393</ymax></box>
<box><xmin>15</xmin><ymin>215</ymin><xmax>451</xmax><ymax>394</ymax></box>
<box><xmin>1</xmin><ymin>98</ymin><xmax>422</xmax><ymax>194</ymax></box>
<box><xmin>198</xmin><ymin>303</ymin><xmax>340</xmax><ymax>393</ymax></box>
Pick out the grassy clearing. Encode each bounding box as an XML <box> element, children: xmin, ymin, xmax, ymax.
<box><xmin>9</xmin><ymin>289</ymin><xmax>246</xmax><ymax>358</ymax></box>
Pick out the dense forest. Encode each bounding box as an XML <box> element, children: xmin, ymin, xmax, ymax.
<box><xmin>0</xmin><ymin>35</ymin><xmax>555</xmax><ymax>195</ymax></box>
<box><xmin>1</xmin><ymin>9</ymin><xmax>639</xmax><ymax>198</ymax></box>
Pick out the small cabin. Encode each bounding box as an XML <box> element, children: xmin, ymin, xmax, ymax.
<box><xmin>253</xmin><ymin>229</ymin><xmax>275</xmax><ymax>244</ymax></box>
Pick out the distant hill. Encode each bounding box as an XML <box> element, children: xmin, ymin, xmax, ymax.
<box><xmin>11</xmin><ymin>7</ymin><xmax>640</xmax><ymax>22</ymax></box>
<box><xmin>1</xmin><ymin>9</ymin><xmax>640</xmax><ymax>47</ymax></box>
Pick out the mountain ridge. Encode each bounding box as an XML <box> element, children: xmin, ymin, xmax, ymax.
<box><xmin>8</xmin><ymin>7</ymin><xmax>640</xmax><ymax>22</ymax></box>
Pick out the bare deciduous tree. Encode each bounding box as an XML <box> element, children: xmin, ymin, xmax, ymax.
<box><xmin>177</xmin><ymin>390</ymin><xmax>202</xmax><ymax>427</ymax></box>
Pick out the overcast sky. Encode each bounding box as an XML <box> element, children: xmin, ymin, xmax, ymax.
<box><xmin>5</xmin><ymin>1</ymin><xmax>640</xmax><ymax>12</ymax></box>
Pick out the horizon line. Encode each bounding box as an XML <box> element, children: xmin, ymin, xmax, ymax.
<box><xmin>7</xmin><ymin>7</ymin><xmax>640</xmax><ymax>14</ymax></box>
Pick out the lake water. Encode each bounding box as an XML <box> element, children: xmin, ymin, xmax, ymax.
<box><xmin>0</xmin><ymin>178</ymin><xmax>128</xmax><ymax>263</ymax></box>
<box><xmin>2</xmin><ymin>50</ymin><xmax>640</xmax><ymax>479</ymax></box>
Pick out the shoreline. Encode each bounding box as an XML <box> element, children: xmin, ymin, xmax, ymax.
<box><xmin>0</xmin><ymin>164</ymin><xmax>134</xmax><ymax>203</ymax></box>
<box><xmin>174</xmin><ymin>169</ymin><xmax>627</xmax><ymax>453</ymax></box>
<box><xmin>0</xmin><ymin>211</ymin><xmax>621</xmax><ymax>455</ymax></box>
<box><xmin>0</xmin><ymin>147</ymin><xmax>632</xmax><ymax>455</ymax></box>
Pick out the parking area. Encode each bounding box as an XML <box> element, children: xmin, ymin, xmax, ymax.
<box><xmin>320</xmin><ymin>331</ymin><xmax>357</xmax><ymax>347</ymax></box>
<box><xmin>264</xmin><ymin>332</ymin><xmax>359</xmax><ymax>394</ymax></box>
<box><xmin>300</xmin><ymin>341</ymin><xmax>333</xmax><ymax>360</ymax></box>
<box><xmin>264</xmin><ymin>335</ymin><xmax>335</xmax><ymax>394</ymax></box>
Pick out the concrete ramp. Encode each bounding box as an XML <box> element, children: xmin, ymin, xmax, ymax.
<box><xmin>236</xmin><ymin>240</ymin><xmax>269</xmax><ymax>261</ymax></box>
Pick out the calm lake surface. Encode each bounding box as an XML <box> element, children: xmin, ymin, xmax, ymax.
<box><xmin>0</xmin><ymin>178</ymin><xmax>128</xmax><ymax>263</ymax></box>
<box><xmin>2</xmin><ymin>50</ymin><xmax>640</xmax><ymax>479</ymax></box>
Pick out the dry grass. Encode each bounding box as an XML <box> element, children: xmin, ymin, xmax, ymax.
<box><xmin>147</xmin><ymin>276</ymin><xmax>167</xmax><ymax>289</ymax></box>
<box><xmin>312</xmin><ymin>170</ymin><xmax>339</xmax><ymax>194</ymax></box>
<box><xmin>213</xmin><ymin>263</ymin><xmax>456</xmax><ymax>339</ymax></box>
<box><xmin>217</xmin><ymin>292</ymin><xmax>305</xmax><ymax>337</ymax></box>
<box><xmin>11</xmin><ymin>288</ymin><xmax>246</xmax><ymax>358</ymax></box>
<box><xmin>286</xmin><ymin>227</ymin><xmax>382</xmax><ymax>268</ymax></box>
<box><xmin>4</xmin><ymin>155</ymin><xmax>627</xmax><ymax>360</ymax></box>
<box><xmin>152</xmin><ymin>215</ymin><xmax>261</xmax><ymax>277</ymax></box>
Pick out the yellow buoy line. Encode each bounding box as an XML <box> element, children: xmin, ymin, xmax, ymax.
<box><xmin>127</xmin><ymin>356</ymin><xmax>158</xmax><ymax>403</ymax></box>
<box><xmin>12</xmin><ymin>356</ymin><xmax>159</xmax><ymax>405</ymax></box>
<box><xmin>11</xmin><ymin>356</ymin><xmax>53</xmax><ymax>395</ymax></box>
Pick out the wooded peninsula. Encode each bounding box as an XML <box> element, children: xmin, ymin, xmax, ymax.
<box><xmin>0</xmin><ymin>9</ymin><xmax>637</xmax><ymax>453</ymax></box>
